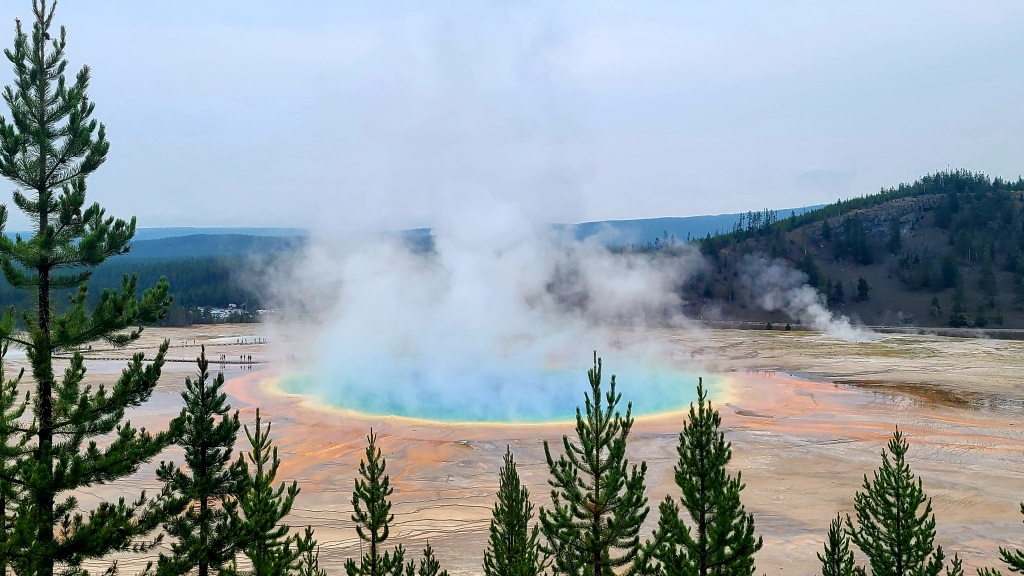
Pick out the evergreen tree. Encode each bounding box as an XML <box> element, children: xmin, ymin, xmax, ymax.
<box><xmin>846</xmin><ymin>428</ymin><xmax>949</xmax><ymax>576</ymax></box>
<box><xmin>233</xmin><ymin>409</ymin><xmax>302</xmax><ymax>576</ymax></box>
<box><xmin>483</xmin><ymin>446</ymin><xmax>547</xmax><ymax>576</ymax></box>
<box><xmin>974</xmin><ymin>305</ymin><xmax>989</xmax><ymax>328</ymax></box>
<box><xmin>346</xmin><ymin>430</ymin><xmax>406</xmax><ymax>576</ymax></box>
<box><xmin>296</xmin><ymin>526</ymin><xmax>328</xmax><ymax>576</ymax></box>
<box><xmin>0</xmin><ymin>2</ymin><xmax>174</xmax><ymax>574</ymax></box>
<box><xmin>818</xmin><ymin>513</ymin><xmax>856</xmax><ymax>576</ymax></box>
<box><xmin>888</xmin><ymin>217</ymin><xmax>903</xmax><ymax>254</ymax></box>
<box><xmin>653</xmin><ymin>378</ymin><xmax>761</xmax><ymax>576</ymax></box>
<box><xmin>540</xmin><ymin>352</ymin><xmax>653</xmax><ymax>576</ymax></box>
<box><xmin>940</xmin><ymin>254</ymin><xmax>961</xmax><ymax>289</ymax></box>
<box><xmin>831</xmin><ymin>280</ymin><xmax>845</xmax><ymax>305</ymax></box>
<box><xmin>414</xmin><ymin>542</ymin><xmax>449</xmax><ymax>576</ymax></box>
<box><xmin>798</xmin><ymin>253</ymin><xmax>821</xmax><ymax>289</ymax></box>
<box><xmin>978</xmin><ymin>502</ymin><xmax>1024</xmax><ymax>576</ymax></box>
<box><xmin>856</xmin><ymin>278</ymin><xmax>871</xmax><ymax>303</ymax></box>
<box><xmin>838</xmin><ymin>217</ymin><xmax>874</xmax><ymax>265</ymax></box>
<box><xmin>157</xmin><ymin>347</ymin><xmax>246</xmax><ymax>576</ymax></box>
<box><xmin>949</xmin><ymin>282</ymin><xmax>969</xmax><ymax>328</ymax></box>
<box><xmin>980</xmin><ymin>260</ymin><xmax>999</xmax><ymax>308</ymax></box>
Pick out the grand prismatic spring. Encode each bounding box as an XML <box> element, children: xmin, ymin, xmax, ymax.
<box><xmin>277</xmin><ymin>356</ymin><xmax>723</xmax><ymax>423</ymax></box>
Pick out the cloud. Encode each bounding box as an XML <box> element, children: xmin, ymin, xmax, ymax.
<box><xmin>2</xmin><ymin>1</ymin><xmax>1023</xmax><ymax>231</ymax></box>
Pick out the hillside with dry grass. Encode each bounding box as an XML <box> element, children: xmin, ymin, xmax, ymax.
<box><xmin>683</xmin><ymin>170</ymin><xmax>1024</xmax><ymax>328</ymax></box>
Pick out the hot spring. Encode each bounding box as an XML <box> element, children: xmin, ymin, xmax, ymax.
<box><xmin>277</xmin><ymin>355</ymin><xmax>724</xmax><ymax>423</ymax></box>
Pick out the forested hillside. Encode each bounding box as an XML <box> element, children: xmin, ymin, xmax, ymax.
<box><xmin>0</xmin><ymin>256</ymin><xmax>267</xmax><ymax>326</ymax></box>
<box><xmin>689</xmin><ymin>170</ymin><xmax>1024</xmax><ymax>328</ymax></box>
<box><xmin>126</xmin><ymin>234</ymin><xmax>305</xmax><ymax>258</ymax></box>
<box><xmin>3</xmin><ymin>171</ymin><xmax>1016</xmax><ymax>330</ymax></box>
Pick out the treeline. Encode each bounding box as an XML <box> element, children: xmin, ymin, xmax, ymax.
<box><xmin>95</xmin><ymin>257</ymin><xmax>268</xmax><ymax>310</ymax></box>
<box><xmin>700</xmin><ymin>169</ymin><xmax>1024</xmax><ymax>256</ymax></box>
<box><xmin>0</xmin><ymin>256</ymin><xmax>268</xmax><ymax>326</ymax></box>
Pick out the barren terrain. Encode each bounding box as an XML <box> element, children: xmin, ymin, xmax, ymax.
<box><xmin>22</xmin><ymin>324</ymin><xmax>1023</xmax><ymax>575</ymax></box>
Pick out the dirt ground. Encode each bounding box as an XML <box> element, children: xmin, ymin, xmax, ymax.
<box><xmin>21</xmin><ymin>324</ymin><xmax>1023</xmax><ymax>575</ymax></box>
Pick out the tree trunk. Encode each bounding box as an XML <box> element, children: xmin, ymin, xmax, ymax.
<box><xmin>199</xmin><ymin>494</ymin><xmax>209</xmax><ymax>576</ymax></box>
<box><xmin>34</xmin><ymin>5</ymin><xmax>54</xmax><ymax>570</ymax></box>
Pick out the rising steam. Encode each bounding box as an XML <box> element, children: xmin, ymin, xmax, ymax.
<box><xmin>262</xmin><ymin>211</ymin><xmax>710</xmax><ymax>421</ymax></box>
<box><xmin>740</xmin><ymin>255</ymin><xmax>877</xmax><ymax>342</ymax></box>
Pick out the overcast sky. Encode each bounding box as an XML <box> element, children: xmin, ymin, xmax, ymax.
<box><xmin>2</xmin><ymin>1</ymin><xmax>1022</xmax><ymax>230</ymax></box>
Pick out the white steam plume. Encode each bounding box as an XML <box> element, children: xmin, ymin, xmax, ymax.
<box><xmin>262</xmin><ymin>205</ymin><xmax>708</xmax><ymax>422</ymax></box>
<box><xmin>255</xmin><ymin>3</ymin><xmax>715</xmax><ymax>421</ymax></box>
<box><xmin>740</xmin><ymin>255</ymin><xmax>877</xmax><ymax>342</ymax></box>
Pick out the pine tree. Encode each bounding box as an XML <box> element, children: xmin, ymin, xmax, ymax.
<box><xmin>653</xmin><ymin>378</ymin><xmax>761</xmax><ymax>576</ymax></box>
<box><xmin>483</xmin><ymin>446</ymin><xmax>547</xmax><ymax>576</ymax></box>
<box><xmin>234</xmin><ymin>408</ymin><xmax>302</xmax><ymax>576</ymax></box>
<box><xmin>940</xmin><ymin>254</ymin><xmax>961</xmax><ymax>289</ymax></box>
<box><xmin>798</xmin><ymin>253</ymin><xmax>821</xmax><ymax>289</ymax></box>
<box><xmin>0</xmin><ymin>2</ymin><xmax>174</xmax><ymax>574</ymax></box>
<box><xmin>831</xmin><ymin>280</ymin><xmax>845</xmax><ymax>305</ymax></box>
<box><xmin>846</xmin><ymin>428</ymin><xmax>949</xmax><ymax>576</ymax></box>
<box><xmin>414</xmin><ymin>542</ymin><xmax>449</xmax><ymax>576</ymax></box>
<box><xmin>978</xmin><ymin>502</ymin><xmax>1024</xmax><ymax>576</ymax></box>
<box><xmin>949</xmin><ymin>282</ymin><xmax>969</xmax><ymax>328</ymax></box>
<box><xmin>856</xmin><ymin>278</ymin><xmax>871</xmax><ymax>303</ymax></box>
<box><xmin>819</xmin><ymin>513</ymin><xmax>856</xmax><ymax>576</ymax></box>
<box><xmin>539</xmin><ymin>352</ymin><xmax>653</xmax><ymax>576</ymax></box>
<box><xmin>346</xmin><ymin>429</ymin><xmax>406</xmax><ymax>576</ymax></box>
<box><xmin>887</xmin><ymin>217</ymin><xmax>903</xmax><ymax>254</ymax></box>
<box><xmin>296</xmin><ymin>526</ymin><xmax>328</xmax><ymax>576</ymax></box>
<box><xmin>157</xmin><ymin>347</ymin><xmax>246</xmax><ymax>576</ymax></box>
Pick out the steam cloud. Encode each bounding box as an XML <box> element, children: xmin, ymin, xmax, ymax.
<box><xmin>251</xmin><ymin>3</ymin><xmax>873</xmax><ymax>419</ymax></box>
<box><xmin>259</xmin><ymin>222</ymin><xmax>881</xmax><ymax>421</ymax></box>
<box><xmin>249</xmin><ymin>3</ymin><xmax>721</xmax><ymax>421</ymax></box>
<box><xmin>740</xmin><ymin>255</ymin><xmax>877</xmax><ymax>342</ymax></box>
<box><xmin>263</xmin><ymin>212</ymin><xmax>708</xmax><ymax>421</ymax></box>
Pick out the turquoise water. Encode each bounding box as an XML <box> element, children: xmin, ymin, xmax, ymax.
<box><xmin>279</xmin><ymin>361</ymin><xmax>720</xmax><ymax>423</ymax></box>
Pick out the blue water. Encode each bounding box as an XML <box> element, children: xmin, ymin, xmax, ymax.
<box><xmin>279</xmin><ymin>362</ymin><xmax>720</xmax><ymax>423</ymax></box>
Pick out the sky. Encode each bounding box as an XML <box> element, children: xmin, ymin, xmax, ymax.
<box><xmin>1</xmin><ymin>1</ymin><xmax>1023</xmax><ymax>231</ymax></box>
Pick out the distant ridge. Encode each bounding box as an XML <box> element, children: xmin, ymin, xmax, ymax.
<box><xmin>100</xmin><ymin>208</ymin><xmax>825</xmax><ymax>258</ymax></box>
<box><xmin>126</xmin><ymin>234</ymin><xmax>306</xmax><ymax>259</ymax></box>
<box><xmin>561</xmin><ymin>206</ymin><xmax>825</xmax><ymax>246</ymax></box>
<box><xmin>131</xmin><ymin>227</ymin><xmax>307</xmax><ymax>241</ymax></box>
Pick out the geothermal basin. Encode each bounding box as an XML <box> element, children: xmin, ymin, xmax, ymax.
<box><xmin>277</xmin><ymin>360</ymin><xmax>724</xmax><ymax>423</ymax></box>
<box><xmin>45</xmin><ymin>325</ymin><xmax>1024</xmax><ymax>576</ymax></box>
